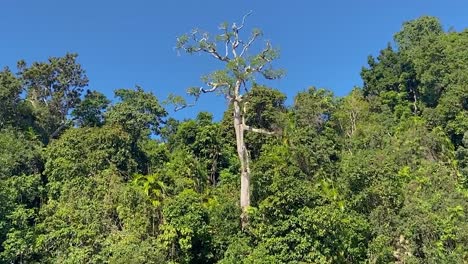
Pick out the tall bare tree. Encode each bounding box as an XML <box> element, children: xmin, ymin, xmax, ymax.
<box><xmin>172</xmin><ymin>11</ymin><xmax>284</xmax><ymax>227</ymax></box>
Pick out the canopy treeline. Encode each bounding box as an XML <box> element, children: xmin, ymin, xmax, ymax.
<box><xmin>0</xmin><ymin>16</ymin><xmax>467</xmax><ymax>263</ymax></box>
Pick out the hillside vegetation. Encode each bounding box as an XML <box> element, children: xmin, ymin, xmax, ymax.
<box><xmin>1</xmin><ymin>16</ymin><xmax>467</xmax><ymax>263</ymax></box>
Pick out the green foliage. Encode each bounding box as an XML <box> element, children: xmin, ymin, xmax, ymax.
<box><xmin>244</xmin><ymin>86</ymin><xmax>286</xmax><ymax>159</ymax></box>
<box><xmin>361</xmin><ymin>44</ymin><xmax>418</xmax><ymax>116</ymax></box>
<box><xmin>0</xmin><ymin>129</ymin><xmax>42</xmax><ymax>179</ymax></box>
<box><xmin>0</xmin><ymin>68</ymin><xmax>27</xmax><ymax>129</ymax></box>
<box><xmin>0</xmin><ymin>174</ymin><xmax>42</xmax><ymax>263</ymax></box>
<box><xmin>72</xmin><ymin>90</ymin><xmax>110</xmax><ymax>127</ymax></box>
<box><xmin>0</xmin><ymin>129</ymin><xmax>43</xmax><ymax>263</ymax></box>
<box><xmin>362</xmin><ymin>16</ymin><xmax>468</xmax><ymax>151</ymax></box>
<box><xmin>288</xmin><ymin>87</ymin><xmax>339</xmax><ymax>179</ymax></box>
<box><xmin>393</xmin><ymin>163</ymin><xmax>468</xmax><ymax>263</ymax></box>
<box><xmin>36</xmin><ymin>169</ymin><xmax>161</xmax><ymax>263</ymax></box>
<box><xmin>456</xmin><ymin>132</ymin><xmax>468</xmax><ymax>186</ymax></box>
<box><xmin>44</xmin><ymin>125</ymin><xmax>138</xmax><ymax>188</ymax></box>
<box><xmin>1</xmin><ymin>15</ymin><xmax>468</xmax><ymax>264</ymax></box>
<box><xmin>394</xmin><ymin>16</ymin><xmax>443</xmax><ymax>51</ymax></box>
<box><xmin>133</xmin><ymin>173</ymin><xmax>167</xmax><ymax>208</ymax></box>
<box><xmin>159</xmin><ymin>189</ymin><xmax>212</xmax><ymax>263</ymax></box>
<box><xmin>18</xmin><ymin>53</ymin><xmax>89</xmax><ymax>141</ymax></box>
<box><xmin>106</xmin><ymin>86</ymin><xmax>167</xmax><ymax>139</ymax></box>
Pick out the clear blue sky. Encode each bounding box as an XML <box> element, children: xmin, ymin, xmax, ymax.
<box><xmin>2</xmin><ymin>0</ymin><xmax>467</xmax><ymax>120</ymax></box>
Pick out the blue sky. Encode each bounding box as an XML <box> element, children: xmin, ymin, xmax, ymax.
<box><xmin>1</xmin><ymin>0</ymin><xmax>468</xmax><ymax>120</ymax></box>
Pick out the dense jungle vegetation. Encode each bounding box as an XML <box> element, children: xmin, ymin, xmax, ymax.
<box><xmin>1</xmin><ymin>16</ymin><xmax>468</xmax><ymax>263</ymax></box>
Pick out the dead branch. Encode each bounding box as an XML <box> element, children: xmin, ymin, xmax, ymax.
<box><xmin>244</xmin><ymin>125</ymin><xmax>277</xmax><ymax>135</ymax></box>
<box><xmin>200</xmin><ymin>82</ymin><xmax>229</xmax><ymax>93</ymax></box>
<box><xmin>174</xmin><ymin>102</ymin><xmax>195</xmax><ymax>112</ymax></box>
<box><xmin>231</xmin><ymin>11</ymin><xmax>252</xmax><ymax>58</ymax></box>
<box><xmin>240</xmin><ymin>32</ymin><xmax>260</xmax><ymax>57</ymax></box>
<box><xmin>237</xmin><ymin>10</ymin><xmax>253</xmax><ymax>31</ymax></box>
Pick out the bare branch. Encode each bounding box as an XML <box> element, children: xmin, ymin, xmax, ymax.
<box><xmin>221</xmin><ymin>26</ymin><xmax>231</xmax><ymax>58</ymax></box>
<box><xmin>184</xmin><ymin>46</ymin><xmax>202</xmax><ymax>53</ymax></box>
<box><xmin>50</xmin><ymin>122</ymin><xmax>68</xmax><ymax>139</ymax></box>
<box><xmin>200</xmin><ymin>82</ymin><xmax>229</xmax><ymax>93</ymax></box>
<box><xmin>231</xmin><ymin>12</ymin><xmax>253</xmax><ymax>58</ymax></box>
<box><xmin>179</xmin><ymin>29</ymin><xmax>229</xmax><ymax>62</ymax></box>
<box><xmin>200</xmin><ymin>87</ymin><xmax>217</xmax><ymax>93</ymax></box>
<box><xmin>199</xmin><ymin>37</ymin><xmax>228</xmax><ymax>61</ymax></box>
<box><xmin>174</xmin><ymin>81</ymin><xmax>231</xmax><ymax>112</ymax></box>
<box><xmin>174</xmin><ymin>103</ymin><xmax>195</xmax><ymax>112</ymax></box>
<box><xmin>244</xmin><ymin>41</ymin><xmax>273</xmax><ymax>74</ymax></box>
<box><xmin>232</xmin><ymin>41</ymin><xmax>239</xmax><ymax>58</ymax></box>
<box><xmin>240</xmin><ymin>31</ymin><xmax>261</xmax><ymax>57</ymax></box>
<box><xmin>225</xmin><ymin>38</ymin><xmax>230</xmax><ymax>58</ymax></box>
<box><xmin>207</xmin><ymin>48</ymin><xmax>229</xmax><ymax>61</ymax></box>
<box><xmin>241</xmin><ymin>101</ymin><xmax>278</xmax><ymax>135</ymax></box>
<box><xmin>237</xmin><ymin>10</ymin><xmax>253</xmax><ymax>31</ymax></box>
<box><xmin>244</xmin><ymin>125</ymin><xmax>277</xmax><ymax>135</ymax></box>
<box><xmin>260</xmin><ymin>41</ymin><xmax>272</xmax><ymax>61</ymax></box>
<box><xmin>165</xmin><ymin>93</ymin><xmax>197</xmax><ymax>112</ymax></box>
<box><xmin>191</xmin><ymin>29</ymin><xmax>199</xmax><ymax>40</ymax></box>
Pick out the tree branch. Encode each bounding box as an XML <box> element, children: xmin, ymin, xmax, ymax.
<box><xmin>225</xmin><ymin>38</ymin><xmax>230</xmax><ymax>58</ymax></box>
<box><xmin>231</xmin><ymin>11</ymin><xmax>252</xmax><ymax>58</ymax></box>
<box><xmin>243</xmin><ymin>125</ymin><xmax>277</xmax><ymax>135</ymax></box>
<box><xmin>181</xmin><ymin>29</ymin><xmax>230</xmax><ymax>62</ymax></box>
<box><xmin>237</xmin><ymin>10</ymin><xmax>253</xmax><ymax>31</ymax></box>
<box><xmin>200</xmin><ymin>82</ymin><xmax>229</xmax><ymax>93</ymax></box>
<box><xmin>244</xmin><ymin>41</ymin><xmax>272</xmax><ymax>74</ymax></box>
<box><xmin>240</xmin><ymin>32</ymin><xmax>260</xmax><ymax>58</ymax></box>
<box><xmin>200</xmin><ymin>41</ymin><xmax>228</xmax><ymax>61</ymax></box>
<box><xmin>232</xmin><ymin>41</ymin><xmax>239</xmax><ymax>58</ymax></box>
<box><xmin>174</xmin><ymin>103</ymin><xmax>195</xmax><ymax>112</ymax></box>
<box><xmin>258</xmin><ymin>41</ymin><xmax>273</xmax><ymax>64</ymax></box>
<box><xmin>221</xmin><ymin>25</ymin><xmax>231</xmax><ymax>59</ymax></box>
<box><xmin>207</xmin><ymin>48</ymin><xmax>229</xmax><ymax>61</ymax></box>
<box><xmin>241</xmin><ymin>101</ymin><xmax>278</xmax><ymax>135</ymax></box>
<box><xmin>50</xmin><ymin>122</ymin><xmax>68</xmax><ymax>139</ymax></box>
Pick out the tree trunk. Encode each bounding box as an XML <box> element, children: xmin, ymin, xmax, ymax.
<box><xmin>233</xmin><ymin>98</ymin><xmax>250</xmax><ymax>228</ymax></box>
